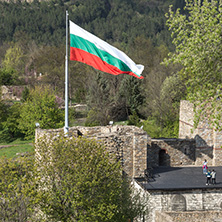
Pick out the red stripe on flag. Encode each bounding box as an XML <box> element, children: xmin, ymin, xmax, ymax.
<box><xmin>70</xmin><ymin>47</ymin><xmax>144</xmax><ymax>79</ymax></box>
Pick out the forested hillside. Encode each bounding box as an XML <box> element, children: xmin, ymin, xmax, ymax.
<box><xmin>1</xmin><ymin>1</ymin><xmax>221</xmax><ymax>221</ymax></box>
<box><xmin>0</xmin><ymin>0</ymin><xmax>187</xmax><ymax>141</ymax></box>
<box><xmin>0</xmin><ymin>0</ymin><xmax>186</xmax><ymax>46</ymax></box>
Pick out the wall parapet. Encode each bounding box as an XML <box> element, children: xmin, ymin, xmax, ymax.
<box><xmin>35</xmin><ymin>125</ymin><xmax>150</xmax><ymax>178</ymax></box>
<box><xmin>148</xmin><ymin>138</ymin><xmax>196</xmax><ymax>167</ymax></box>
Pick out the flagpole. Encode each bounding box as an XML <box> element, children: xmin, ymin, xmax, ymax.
<box><xmin>64</xmin><ymin>10</ymin><xmax>69</xmax><ymax>136</ymax></box>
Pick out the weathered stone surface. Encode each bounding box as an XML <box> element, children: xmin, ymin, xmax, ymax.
<box><xmin>164</xmin><ymin>211</ymin><xmax>222</xmax><ymax>222</ymax></box>
<box><xmin>148</xmin><ymin>139</ymin><xmax>196</xmax><ymax>167</ymax></box>
<box><xmin>145</xmin><ymin>189</ymin><xmax>222</xmax><ymax>222</ymax></box>
<box><xmin>155</xmin><ymin>212</ymin><xmax>173</xmax><ymax>222</ymax></box>
<box><xmin>179</xmin><ymin>100</ymin><xmax>222</xmax><ymax>167</ymax></box>
<box><xmin>35</xmin><ymin>125</ymin><xmax>149</xmax><ymax>178</ymax></box>
<box><xmin>35</xmin><ymin>118</ymin><xmax>222</xmax><ymax>181</ymax></box>
<box><xmin>35</xmin><ymin>104</ymin><xmax>222</xmax><ymax>222</ymax></box>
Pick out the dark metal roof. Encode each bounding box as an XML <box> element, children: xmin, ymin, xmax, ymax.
<box><xmin>136</xmin><ymin>166</ymin><xmax>222</xmax><ymax>191</ymax></box>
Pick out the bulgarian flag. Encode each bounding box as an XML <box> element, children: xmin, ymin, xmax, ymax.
<box><xmin>70</xmin><ymin>20</ymin><xmax>144</xmax><ymax>79</ymax></box>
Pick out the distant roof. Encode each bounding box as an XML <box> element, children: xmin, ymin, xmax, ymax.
<box><xmin>136</xmin><ymin>166</ymin><xmax>222</xmax><ymax>191</ymax></box>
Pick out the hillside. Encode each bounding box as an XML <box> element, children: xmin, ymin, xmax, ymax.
<box><xmin>0</xmin><ymin>0</ymin><xmax>186</xmax><ymax>141</ymax></box>
<box><xmin>0</xmin><ymin>0</ymin><xmax>185</xmax><ymax>46</ymax></box>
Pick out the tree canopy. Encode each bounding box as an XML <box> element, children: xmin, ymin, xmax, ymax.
<box><xmin>18</xmin><ymin>86</ymin><xmax>64</xmax><ymax>139</ymax></box>
<box><xmin>164</xmin><ymin>0</ymin><xmax>222</xmax><ymax>130</ymax></box>
<box><xmin>0</xmin><ymin>0</ymin><xmax>181</xmax><ymax>47</ymax></box>
<box><xmin>0</xmin><ymin>155</ymin><xmax>37</xmax><ymax>221</ymax></box>
<box><xmin>35</xmin><ymin>134</ymin><xmax>147</xmax><ymax>221</ymax></box>
<box><xmin>0</xmin><ymin>134</ymin><xmax>147</xmax><ymax>221</ymax></box>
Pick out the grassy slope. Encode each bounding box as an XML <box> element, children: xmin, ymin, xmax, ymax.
<box><xmin>0</xmin><ymin>139</ymin><xmax>34</xmax><ymax>158</ymax></box>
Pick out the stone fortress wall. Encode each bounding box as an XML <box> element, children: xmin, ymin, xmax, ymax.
<box><xmin>147</xmin><ymin>138</ymin><xmax>196</xmax><ymax>168</ymax></box>
<box><xmin>35</xmin><ymin>125</ymin><xmax>149</xmax><ymax>178</ymax></box>
<box><xmin>35</xmin><ymin>100</ymin><xmax>222</xmax><ymax>178</ymax></box>
<box><xmin>156</xmin><ymin>210</ymin><xmax>222</xmax><ymax>222</ymax></box>
<box><xmin>148</xmin><ymin>189</ymin><xmax>222</xmax><ymax>222</ymax></box>
<box><xmin>36</xmin><ymin>125</ymin><xmax>198</xmax><ymax>179</ymax></box>
<box><xmin>179</xmin><ymin>100</ymin><xmax>222</xmax><ymax>166</ymax></box>
<box><xmin>35</xmin><ymin>100</ymin><xmax>222</xmax><ymax>222</ymax></box>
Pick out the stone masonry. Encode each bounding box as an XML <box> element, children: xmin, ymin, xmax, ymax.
<box><xmin>156</xmin><ymin>211</ymin><xmax>222</xmax><ymax>222</ymax></box>
<box><xmin>35</xmin><ymin>125</ymin><xmax>149</xmax><ymax>178</ymax></box>
<box><xmin>35</xmin><ymin>100</ymin><xmax>222</xmax><ymax>222</ymax></box>
<box><xmin>35</xmin><ymin>100</ymin><xmax>222</xmax><ymax>179</ymax></box>
<box><xmin>179</xmin><ymin>100</ymin><xmax>222</xmax><ymax>166</ymax></box>
<box><xmin>147</xmin><ymin>138</ymin><xmax>196</xmax><ymax>167</ymax></box>
<box><xmin>138</xmin><ymin>188</ymin><xmax>222</xmax><ymax>222</ymax></box>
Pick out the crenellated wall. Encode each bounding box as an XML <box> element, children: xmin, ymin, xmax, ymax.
<box><xmin>35</xmin><ymin>125</ymin><xmax>219</xmax><ymax>179</ymax></box>
<box><xmin>35</xmin><ymin>125</ymin><xmax>201</xmax><ymax>179</ymax></box>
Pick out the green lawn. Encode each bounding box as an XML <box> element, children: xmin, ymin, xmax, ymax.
<box><xmin>0</xmin><ymin>139</ymin><xmax>34</xmax><ymax>159</ymax></box>
<box><xmin>0</xmin><ymin>138</ymin><xmax>33</xmax><ymax>145</ymax></box>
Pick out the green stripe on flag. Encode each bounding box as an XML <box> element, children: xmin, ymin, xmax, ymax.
<box><xmin>70</xmin><ymin>34</ymin><xmax>133</xmax><ymax>73</ymax></box>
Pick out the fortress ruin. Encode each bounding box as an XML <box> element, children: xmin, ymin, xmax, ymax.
<box><xmin>35</xmin><ymin>100</ymin><xmax>222</xmax><ymax>222</ymax></box>
<box><xmin>36</xmin><ymin>100</ymin><xmax>222</xmax><ymax>177</ymax></box>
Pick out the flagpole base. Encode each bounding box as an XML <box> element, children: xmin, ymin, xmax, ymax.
<box><xmin>64</xmin><ymin>126</ymin><xmax>69</xmax><ymax>137</ymax></box>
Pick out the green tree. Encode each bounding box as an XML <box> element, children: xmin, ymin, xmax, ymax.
<box><xmin>2</xmin><ymin>43</ymin><xmax>24</xmax><ymax>75</ymax></box>
<box><xmin>164</xmin><ymin>0</ymin><xmax>222</xmax><ymax>130</ymax></box>
<box><xmin>156</xmin><ymin>73</ymin><xmax>186</xmax><ymax>137</ymax></box>
<box><xmin>0</xmin><ymin>88</ymin><xmax>9</xmax><ymax>141</ymax></box>
<box><xmin>86</xmin><ymin>71</ymin><xmax>145</xmax><ymax>125</ymax></box>
<box><xmin>86</xmin><ymin>73</ymin><xmax>113</xmax><ymax>125</ymax></box>
<box><xmin>0</xmin><ymin>155</ymin><xmax>37</xmax><ymax>222</ymax></box>
<box><xmin>0</xmin><ymin>90</ymin><xmax>8</xmax><ymax>125</ymax></box>
<box><xmin>35</xmin><ymin>135</ymin><xmax>146</xmax><ymax>222</ymax></box>
<box><xmin>118</xmin><ymin>76</ymin><xmax>144</xmax><ymax>116</ymax></box>
<box><xmin>0</xmin><ymin>103</ymin><xmax>24</xmax><ymax>142</ymax></box>
<box><xmin>21</xmin><ymin>86</ymin><xmax>30</xmax><ymax>102</ymax></box>
<box><xmin>18</xmin><ymin>86</ymin><xmax>64</xmax><ymax>139</ymax></box>
<box><xmin>128</xmin><ymin>110</ymin><xmax>142</xmax><ymax>126</ymax></box>
<box><xmin>0</xmin><ymin>68</ymin><xmax>17</xmax><ymax>85</ymax></box>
